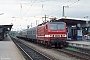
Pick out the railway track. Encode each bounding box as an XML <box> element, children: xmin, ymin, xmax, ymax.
<box><xmin>12</xmin><ymin>37</ymin><xmax>90</xmax><ymax>60</ymax></box>
<box><xmin>67</xmin><ymin>46</ymin><xmax>90</xmax><ymax>55</ymax></box>
<box><xmin>55</xmin><ymin>47</ymin><xmax>90</xmax><ymax>60</ymax></box>
<box><xmin>11</xmin><ymin>37</ymin><xmax>52</xmax><ymax>60</ymax></box>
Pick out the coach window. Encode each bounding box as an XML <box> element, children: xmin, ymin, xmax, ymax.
<box><xmin>34</xmin><ymin>30</ymin><xmax>36</xmax><ymax>34</ymax></box>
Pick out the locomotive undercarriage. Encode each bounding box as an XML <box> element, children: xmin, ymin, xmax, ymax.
<box><xmin>36</xmin><ymin>38</ymin><xmax>67</xmax><ymax>48</ymax></box>
<box><xmin>50</xmin><ymin>39</ymin><xmax>67</xmax><ymax>48</ymax></box>
<box><xmin>36</xmin><ymin>40</ymin><xmax>51</xmax><ymax>48</ymax></box>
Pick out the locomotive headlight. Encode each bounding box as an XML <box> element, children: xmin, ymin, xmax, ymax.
<box><xmin>65</xmin><ymin>34</ymin><xmax>67</xmax><ymax>37</ymax></box>
<box><xmin>63</xmin><ymin>34</ymin><xmax>67</xmax><ymax>37</ymax></box>
<box><xmin>49</xmin><ymin>35</ymin><xmax>54</xmax><ymax>37</ymax></box>
<box><xmin>45</xmin><ymin>35</ymin><xmax>51</xmax><ymax>37</ymax></box>
<box><xmin>48</xmin><ymin>35</ymin><xmax>51</xmax><ymax>37</ymax></box>
<box><xmin>50</xmin><ymin>35</ymin><xmax>53</xmax><ymax>37</ymax></box>
<box><xmin>45</xmin><ymin>35</ymin><xmax>48</xmax><ymax>37</ymax></box>
<box><xmin>60</xmin><ymin>34</ymin><xmax>67</xmax><ymax>37</ymax></box>
<box><xmin>45</xmin><ymin>35</ymin><xmax>55</xmax><ymax>37</ymax></box>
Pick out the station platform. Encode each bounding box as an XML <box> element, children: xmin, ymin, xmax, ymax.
<box><xmin>66</xmin><ymin>40</ymin><xmax>90</xmax><ymax>49</ymax></box>
<box><xmin>0</xmin><ymin>35</ymin><xmax>24</xmax><ymax>60</ymax></box>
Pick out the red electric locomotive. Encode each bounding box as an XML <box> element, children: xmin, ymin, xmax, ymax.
<box><xmin>36</xmin><ymin>22</ymin><xmax>67</xmax><ymax>48</ymax></box>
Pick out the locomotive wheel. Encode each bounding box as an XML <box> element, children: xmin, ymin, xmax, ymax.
<box><xmin>43</xmin><ymin>41</ymin><xmax>47</xmax><ymax>47</ymax></box>
<box><xmin>55</xmin><ymin>43</ymin><xmax>59</xmax><ymax>48</ymax></box>
<box><xmin>55</xmin><ymin>43</ymin><xmax>57</xmax><ymax>48</ymax></box>
<box><xmin>59</xmin><ymin>43</ymin><xmax>63</xmax><ymax>49</ymax></box>
<box><xmin>46</xmin><ymin>42</ymin><xmax>51</xmax><ymax>48</ymax></box>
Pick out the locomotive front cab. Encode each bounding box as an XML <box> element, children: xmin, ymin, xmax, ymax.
<box><xmin>47</xmin><ymin>22</ymin><xmax>67</xmax><ymax>48</ymax></box>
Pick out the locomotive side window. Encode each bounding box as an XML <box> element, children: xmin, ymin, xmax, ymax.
<box><xmin>46</xmin><ymin>25</ymin><xmax>48</xmax><ymax>29</ymax></box>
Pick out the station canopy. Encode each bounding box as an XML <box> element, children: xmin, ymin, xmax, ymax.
<box><xmin>51</xmin><ymin>17</ymin><xmax>88</xmax><ymax>26</ymax></box>
<box><xmin>0</xmin><ymin>24</ymin><xmax>13</xmax><ymax>31</ymax></box>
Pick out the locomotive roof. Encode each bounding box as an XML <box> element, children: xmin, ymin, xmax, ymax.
<box><xmin>49</xmin><ymin>22</ymin><xmax>65</xmax><ymax>23</ymax></box>
<box><xmin>38</xmin><ymin>21</ymin><xmax>65</xmax><ymax>26</ymax></box>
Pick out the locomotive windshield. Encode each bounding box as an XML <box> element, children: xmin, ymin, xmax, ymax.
<box><xmin>50</xmin><ymin>23</ymin><xmax>64</xmax><ymax>30</ymax></box>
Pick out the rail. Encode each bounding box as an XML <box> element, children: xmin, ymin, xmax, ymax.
<box><xmin>11</xmin><ymin>37</ymin><xmax>52</xmax><ymax>60</ymax></box>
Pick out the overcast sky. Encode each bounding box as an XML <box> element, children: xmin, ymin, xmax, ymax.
<box><xmin>0</xmin><ymin>0</ymin><xmax>90</xmax><ymax>31</ymax></box>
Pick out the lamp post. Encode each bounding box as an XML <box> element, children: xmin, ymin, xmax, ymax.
<box><xmin>62</xmin><ymin>6</ymin><xmax>69</xmax><ymax>17</ymax></box>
